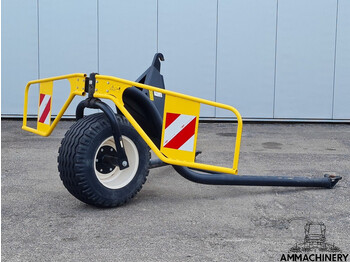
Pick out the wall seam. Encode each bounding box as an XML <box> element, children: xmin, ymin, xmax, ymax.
<box><xmin>214</xmin><ymin>0</ymin><xmax>219</xmax><ymax>117</ymax></box>
<box><xmin>331</xmin><ymin>0</ymin><xmax>339</xmax><ymax>119</ymax></box>
<box><xmin>37</xmin><ymin>0</ymin><xmax>40</xmax><ymax>79</ymax></box>
<box><xmin>272</xmin><ymin>0</ymin><xmax>279</xmax><ymax>118</ymax></box>
<box><xmin>97</xmin><ymin>0</ymin><xmax>100</xmax><ymax>73</ymax></box>
<box><xmin>156</xmin><ymin>0</ymin><xmax>159</xmax><ymax>52</ymax></box>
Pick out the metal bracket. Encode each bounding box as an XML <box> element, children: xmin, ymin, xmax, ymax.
<box><xmin>87</xmin><ymin>73</ymin><xmax>98</xmax><ymax>98</ymax></box>
<box><xmin>134</xmin><ymin>53</ymin><xmax>166</xmax><ymax>118</ymax></box>
<box><xmin>76</xmin><ymin>76</ymin><xmax>129</xmax><ymax>170</ymax></box>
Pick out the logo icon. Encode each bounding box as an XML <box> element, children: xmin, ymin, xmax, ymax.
<box><xmin>280</xmin><ymin>221</ymin><xmax>348</xmax><ymax>262</ymax></box>
<box><xmin>289</xmin><ymin>222</ymin><xmax>341</xmax><ymax>253</ymax></box>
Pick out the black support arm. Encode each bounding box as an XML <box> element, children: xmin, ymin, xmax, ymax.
<box><xmin>76</xmin><ymin>98</ymin><xmax>129</xmax><ymax>170</ymax></box>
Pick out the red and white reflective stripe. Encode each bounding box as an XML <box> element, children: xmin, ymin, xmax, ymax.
<box><xmin>163</xmin><ymin>113</ymin><xmax>197</xmax><ymax>151</ymax></box>
<box><xmin>38</xmin><ymin>94</ymin><xmax>51</xmax><ymax>124</ymax></box>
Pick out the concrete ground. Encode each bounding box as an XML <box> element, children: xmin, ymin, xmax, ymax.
<box><xmin>2</xmin><ymin>119</ymin><xmax>349</xmax><ymax>261</ymax></box>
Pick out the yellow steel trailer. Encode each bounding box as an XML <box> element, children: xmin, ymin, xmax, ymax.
<box><xmin>22</xmin><ymin>53</ymin><xmax>341</xmax><ymax>207</ymax></box>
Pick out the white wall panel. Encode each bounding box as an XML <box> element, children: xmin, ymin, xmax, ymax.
<box><xmin>216</xmin><ymin>0</ymin><xmax>277</xmax><ymax>118</ymax></box>
<box><xmin>274</xmin><ymin>0</ymin><xmax>337</xmax><ymax>119</ymax></box>
<box><xmin>99</xmin><ymin>0</ymin><xmax>157</xmax><ymax>80</ymax></box>
<box><xmin>39</xmin><ymin>0</ymin><xmax>98</xmax><ymax>115</ymax></box>
<box><xmin>1</xmin><ymin>0</ymin><xmax>349</xmax><ymax>121</ymax></box>
<box><xmin>1</xmin><ymin>0</ymin><xmax>38</xmax><ymax>115</ymax></box>
<box><xmin>333</xmin><ymin>0</ymin><xmax>350</xmax><ymax>119</ymax></box>
<box><xmin>158</xmin><ymin>0</ymin><xmax>217</xmax><ymax>117</ymax></box>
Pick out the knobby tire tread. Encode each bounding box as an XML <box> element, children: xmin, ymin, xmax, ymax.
<box><xmin>57</xmin><ymin>113</ymin><xmax>149</xmax><ymax>207</ymax></box>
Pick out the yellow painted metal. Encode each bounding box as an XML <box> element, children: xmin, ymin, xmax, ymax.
<box><xmin>23</xmin><ymin>73</ymin><xmax>242</xmax><ymax>174</ymax></box>
<box><xmin>160</xmin><ymin>95</ymin><xmax>200</xmax><ymax>162</ymax></box>
<box><xmin>22</xmin><ymin>73</ymin><xmax>86</xmax><ymax>136</ymax></box>
<box><xmin>94</xmin><ymin>75</ymin><xmax>243</xmax><ymax>175</ymax></box>
<box><xmin>149</xmin><ymin>90</ymin><xmax>154</xmax><ymax>101</ymax></box>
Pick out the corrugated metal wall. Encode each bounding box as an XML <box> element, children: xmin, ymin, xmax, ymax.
<box><xmin>2</xmin><ymin>0</ymin><xmax>349</xmax><ymax>120</ymax></box>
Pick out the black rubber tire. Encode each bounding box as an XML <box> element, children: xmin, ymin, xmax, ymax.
<box><xmin>57</xmin><ymin>113</ymin><xmax>150</xmax><ymax>208</ymax></box>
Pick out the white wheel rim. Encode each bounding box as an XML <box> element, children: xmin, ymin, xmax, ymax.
<box><xmin>94</xmin><ymin>136</ymin><xmax>139</xmax><ymax>189</ymax></box>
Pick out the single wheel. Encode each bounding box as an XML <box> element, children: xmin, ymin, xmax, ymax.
<box><xmin>58</xmin><ymin>113</ymin><xmax>150</xmax><ymax>207</ymax></box>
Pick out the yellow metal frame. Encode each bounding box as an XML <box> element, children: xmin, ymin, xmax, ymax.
<box><xmin>23</xmin><ymin>73</ymin><xmax>243</xmax><ymax>175</ymax></box>
<box><xmin>23</xmin><ymin>73</ymin><xmax>86</xmax><ymax>136</ymax></box>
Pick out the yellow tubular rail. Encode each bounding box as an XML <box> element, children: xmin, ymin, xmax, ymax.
<box><xmin>94</xmin><ymin>75</ymin><xmax>243</xmax><ymax>175</ymax></box>
<box><xmin>22</xmin><ymin>73</ymin><xmax>242</xmax><ymax>175</ymax></box>
<box><xmin>22</xmin><ymin>73</ymin><xmax>86</xmax><ymax>136</ymax></box>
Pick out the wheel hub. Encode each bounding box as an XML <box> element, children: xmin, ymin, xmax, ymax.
<box><xmin>95</xmin><ymin>146</ymin><xmax>118</xmax><ymax>174</ymax></box>
<box><xmin>94</xmin><ymin>136</ymin><xmax>140</xmax><ymax>189</ymax></box>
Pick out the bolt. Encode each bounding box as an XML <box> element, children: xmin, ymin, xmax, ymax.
<box><xmin>109</xmin><ymin>168</ymin><xmax>112</xmax><ymax>171</ymax></box>
<box><xmin>76</xmin><ymin>86</ymin><xmax>78</xmax><ymax>89</ymax></box>
<box><xmin>122</xmin><ymin>161</ymin><xmax>128</xmax><ymax>167</ymax></box>
<box><xmin>107</xmin><ymin>81</ymin><xmax>110</xmax><ymax>84</ymax></box>
<box><xmin>96</xmin><ymin>80</ymin><xmax>98</xmax><ymax>83</ymax></box>
<box><xmin>95</xmin><ymin>89</ymin><xmax>98</xmax><ymax>91</ymax></box>
<box><xmin>96</xmin><ymin>159</ymin><xmax>99</xmax><ymax>162</ymax></box>
<box><xmin>110</xmin><ymin>148</ymin><xmax>113</xmax><ymax>151</ymax></box>
<box><xmin>100</xmin><ymin>169</ymin><xmax>103</xmax><ymax>172</ymax></box>
<box><xmin>106</xmin><ymin>90</ymin><xmax>109</xmax><ymax>93</ymax></box>
<box><xmin>101</xmin><ymin>148</ymin><xmax>104</xmax><ymax>152</ymax></box>
<box><xmin>77</xmin><ymin>78</ymin><xmax>79</xmax><ymax>81</ymax></box>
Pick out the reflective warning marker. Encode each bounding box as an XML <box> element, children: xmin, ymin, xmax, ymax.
<box><xmin>38</xmin><ymin>94</ymin><xmax>51</xmax><ymax>124</ymax></box>
<box><xmin>163</xmin><ymin>113</ymin><xmax>197</xmax><ymax>152</ymax></box>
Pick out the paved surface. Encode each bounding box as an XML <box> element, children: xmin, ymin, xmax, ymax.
<box><xmin>2</xmin><ymin>119</ymin><xmax>349</xmax><ymax>261</ymax></box>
